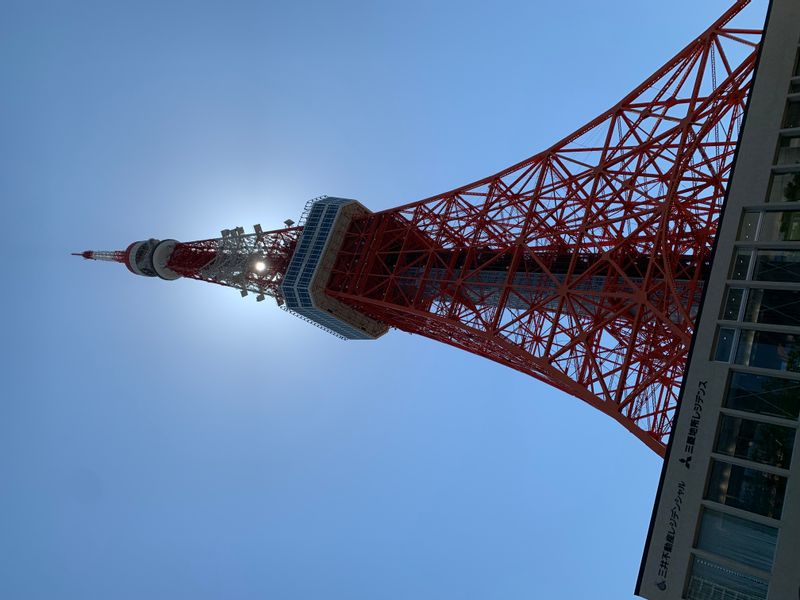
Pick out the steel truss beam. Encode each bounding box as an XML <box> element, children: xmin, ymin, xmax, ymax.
<box><xmin>325</xmin><ymin>1</ymin><xmax>762</xmax><ymax>454</ymax></box>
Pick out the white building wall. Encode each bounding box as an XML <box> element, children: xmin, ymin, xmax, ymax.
<box><xmin>638</xmin><ymin>1</ymin><xmax>800</xmax><ymax>599</ymax></box>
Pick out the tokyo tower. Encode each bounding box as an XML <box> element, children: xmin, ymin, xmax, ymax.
<box><xmin>75</xmin><ymin>2</ymin><xmax>762</xmax><ymax>456</ymax></box>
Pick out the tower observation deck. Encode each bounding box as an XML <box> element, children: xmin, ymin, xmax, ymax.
<box><xmin>75</xmin><ymin>1</ymin><xmax>762</xmax><ymax>456</ymax></box>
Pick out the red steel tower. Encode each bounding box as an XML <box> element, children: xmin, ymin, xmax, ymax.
<box><xmin>75</xmin><ymin>2</ymin><xmax>762</xmax><ymax>455</ymax></box>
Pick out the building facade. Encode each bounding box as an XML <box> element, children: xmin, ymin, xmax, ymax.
<box><xmin>638</xmin><ymin>1</ymin><xmax>800</xmax><ymax>599</ymax></box>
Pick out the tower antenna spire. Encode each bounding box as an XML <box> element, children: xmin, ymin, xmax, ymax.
<box><xmin>72</xmin><ymin>250</ymin><xmax>127</xmax><ymax>262</ymax></box>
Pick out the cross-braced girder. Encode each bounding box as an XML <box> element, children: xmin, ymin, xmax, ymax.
<box><xmin>325</xmin><ymin>1</ymin><xmax>762</xmax><ymax>455</ymax></box>
<box><xmin>168</xmin><ymin>226</ymin><xmax>301</xmax><ymax>302</ymax></box>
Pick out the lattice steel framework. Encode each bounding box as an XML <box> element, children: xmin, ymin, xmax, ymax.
<box><xmin>167</xmin><ymin>226</ymin><xmax>301</xmax><ymax>302</ymax></box>
<box><xmin>325</xmin><ymin>2</ymin><xmax>762</xmax><ymax>454</ymax></box>
<box><xmin>76</xmin><ymin>2</ymin><xmax>764</xmax><ymax>455</ymax></box>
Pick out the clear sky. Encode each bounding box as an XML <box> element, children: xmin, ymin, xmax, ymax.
<box><xmin>0</xmin><ymin>1</ymin><xmax>767</xmax><ymax>599</ymax></box>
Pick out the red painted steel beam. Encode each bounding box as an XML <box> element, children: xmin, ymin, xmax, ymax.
<box><xmin>325</xmin><ymin>1</ymin><xmax>762</xmax><ymax>455</ymax></box>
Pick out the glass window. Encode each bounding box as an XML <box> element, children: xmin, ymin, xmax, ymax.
<box><xmin>744</xmin><ymin>288</ymin><xmax>800</xmax><ymax>326</ymax></box>
<box><xmin>695</xmin><ymin>508</ymin><xmax>778</xmax><ymax>572</ymax></box>
<box><xmin>795</xmin><ymin>51</ymin><xmax>800</xmax><ymax>77</ymax></box>
<box><xmin>705</xmin><ymin>458</ymin><xmax>787</xmax><ymax>518</ymax></box>
<box><xmin>737</xmin><ymin>211</ymin><xmax>759</xmax><ymax>241</ymax></box>
<box><xmin>714</xmin><ymin>328</ymin><xmax>736</xmax><ymax>362</ymax></box>
<box><xmin>715</xmin><ymin>414</ymin><xmax>795</xmax><ymax>468</ymax></box>
<box><xmin>757</xmin><ymin>210</ymin><xmax>800</xmax><ymax>240</ymax></box>
<box><xmin>725</xmin><ymin>371</ymin><xmax>800</xmax><ymax>419</ymax></box>
<box><xmin>721</xmin><ymin>288</ymin><xmax>744</xmax><ymax>321</ymax></box>
<box><xmin>685</xmin><ymin>556</ymin><xmax>768</xmax><ymax>600</ymax></box>
<box><xmin>767</xmin><ymin>171</ymin><xmax>800</xmax><ymax>203</ymax></box>
<box><xmin>734</xmin><ymin>329</ymin><xmax>800</xmax><ymax>372</ymax></box>
<box><xmin>791</xmin><ymin>80</ymin><xmax>800</xmax><ymax>95</ymax></box>
<box><xmin>776</xmin><ymin>133</ymin><xmax>800</xmax><ymax>165</ymax></box>
<box><xmin>730</xmin><ymin>250</ymin><xmax>752</xmax><ymax>280</ymax></box>
<box><xmin>785</xmin><ymin>101</ymin><xmax>800</xmax><ymax>129</ymax></box>
<box><xmin>752</xmin><ymin>249</ymin><xmax>800</xmax><ymax>282</ymax></box>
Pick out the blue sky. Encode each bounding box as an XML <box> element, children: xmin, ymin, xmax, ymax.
<box><xmin>0</xmin><ymin>1</ymin><xmax>766</xmax><ymax>599</ymax></box>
